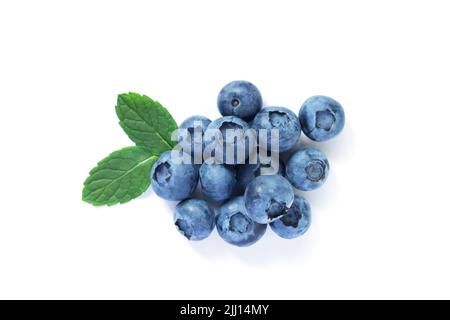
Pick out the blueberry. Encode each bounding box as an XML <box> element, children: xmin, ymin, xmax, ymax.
<box><xmin>252</xmin><ymin>107</ymin><xmax>301</xmax><ymax>153</ymax></box>
<box><xmin>286</xmin><ymin>147</ymin><xmax>329</xmax><ymax>191</ymax></box>
<box><xmin>299</xmin><ymin>96</ymin><xmax>345</xmax><ymax>141</ymax></box>
<box><xmin>236</xmin><ymin>154</ymin><xmax>285</xmax><ymax>191</ymax></box>
<box><xmin>244</xmin><ymin>175</ymin><xmax>295</xmax><ymax>224</ymax></box>
<box><xmin>204</xmin><ymin>116</ymin><xmax>254</xmax><ymax>164</ymax></box>
<box><xmin>217</xmin><ymin>81</ymin><xmax>262</xmax><ymax>121</ymax></box>
<box><xmin>199</xmin><ymin>163</ymin><xmax>236</xmax><ymax>202</ymax></box>
<box><xmin>174</xmin><ymin>198</ymin><xmax>215</xmax><ymax>241</ymax></box>
<box><xmin>270</xmin><ymin>195</ymin><xmax>311</xmax><ymax>239</ymax></box>
<box><xmin>216</xmin><ymin>196</ymin><xmax>267</xmax><ymax>247</ymax></box>
<box><xmin>151</xmin><ymin>151</ymin><xmax>199</xmax><ymax>201</ymax></box>
<box><xmin>178</xmin><ymin>115</ymin><xmax>211</xmax><ymax>161</ymax></box>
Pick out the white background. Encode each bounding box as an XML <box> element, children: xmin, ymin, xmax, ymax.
<box><xmin>1</xmin><ymin>0</ymin><xmax>449</xmax><ymax>300</ymax></box>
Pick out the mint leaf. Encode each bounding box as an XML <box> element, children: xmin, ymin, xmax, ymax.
<box><xmin>82</xmin><ymin>146</ymin><xmax>158</xmax><ymax>206</ymax></box>
<box><xmin>116</xmin><ymin>92</ymin><xmax>178</xmax><ymax>154</ymax></box>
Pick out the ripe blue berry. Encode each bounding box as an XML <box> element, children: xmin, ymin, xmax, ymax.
<box><xmin>252</xmin><ymin>107</ymin><xmax>301</xmax><ymax>153</ymax></box>
<box><xmin>270</xmin><ymin>195</ymin><xmax>311</xmax><ymax>239</ymax></box>
<box><xmin>299</xmin><ymin>95</ymin><xmax>345</xmax><ymax>141</ymax></box>
<box><xmin>199</xmin><ymin>163</ymin><xmax>236</xmax><ymax>202</ymax></box>
<box><xmin>204</xmin><ymin>116</ymin><xmax>254</xmax><ymax>165</ymax></box>
<box><xmin>174</xmin><ymin>198</ymin><xmax>215</xmax><ymax>241</ymax></box>
<box><xmin>216</xmin><ymin>196</ymin><xmax>267</xmax><ymax>247</ymax></box>
<box><xmin>286</xmin><ymin>147</ymin><xmax>329</xmax><ymax>191</ymax></box>
<box><xmin>151</xmin><ymin>151</ymin><xmax>199</xmax><ymax>201</ymax></box>
<box><xmin>217</xmin><ymin>81</ymin><xmax>262</xmax><ymax>121</ymax></box>
<box><xmin>236</xmin><ymin>155</ymin><xmax>285</xmax><ymax>191</ymax></box>
<box><xmin>244</xmin><ymin>175</ymin><xmax>295</xmax><ymax>224</ymax></box>
<box><xmin>178</xmin><ymin>115</ymin><xmax>211</xmax><ymax>160</ymax></box>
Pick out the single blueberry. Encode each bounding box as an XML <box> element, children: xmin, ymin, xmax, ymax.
<box><xmin>174</xmin><ymin>198</ymin><xmax>215</xmax><ymax>240</ymax></box>
<box><xmin>217</xmin><ymin>81</ymin><xmax>262</xmax><ymax>121</ymax></box>
<box><xmin>236</xmin><ymin>153</ymin><xmax>285</xmax><ymax>191</ymax></box>
<box><xmin>216</xmin><ymin>196</ymin><xmax>267</xmax><ymax>247</ymax></box>
<box><xmin>244</xmin><ymin>175</ymin><xmax>295</xmax><ymax>224</ymax></box>
<box><xmin>252</xmin><ymin>107</ymin><xmax>301</xmax><ymax>153</ymax></box>
<box><xmin>286</xmin><ymin>147</ymin><xmax>329</xmax><ymax>191</ymax></box>
<box><xmin>204</xmin><ymin>116</ymin><xmax>255</xmax><ymax>165</ymax></box>
<box><xmin>270</xmin><ymin>195</ymin><xmax>311</xmax><ymax>239</ymax></box>
<box><xmin>299</xmin><ymin>95</ymin><xmax>345</xmax><ymax>141</ymax></box>
<box><xmin>150</xmin><ymin>151</ymin><xmax>199</xmax><ymax>201</ymax></box>
<box><xmin>199</xmin><ymin>163</ymin><xmax>236</xmax><ymax>202</ymax></box>
<box><xmin>178</xmin><ymin>115</ymin><xmax>211</xmax><ymax>160</ymax></box>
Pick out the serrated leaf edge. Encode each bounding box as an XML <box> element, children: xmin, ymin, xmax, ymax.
<box><xmin>116</xmin><ymin>92</ymin><xmax>177</xmax><ymax>150</ymax></box>
<box><xmin>82</xmin><ymin>147</ymin><xmax>158</xmax><ymax>206</ymax></box>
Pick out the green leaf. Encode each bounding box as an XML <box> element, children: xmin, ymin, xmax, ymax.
<box><xmin>82</xmin><ymin>146</ymin><xmax>158</xmax><ymax>206</ymax></box>
<box><xmin>116</xmin><ymin>92</ymin><xmax>178</xmax><ymax>154</ymax></box>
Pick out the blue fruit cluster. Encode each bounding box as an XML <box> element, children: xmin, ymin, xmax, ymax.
<box><xmin>150</xmin><ymin>80</ymin><xmax>345</xmax><ymax>246</ymax></box>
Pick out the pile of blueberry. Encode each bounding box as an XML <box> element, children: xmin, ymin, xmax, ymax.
<box><xmin>150</xmin><ymin>81</ymin><xmax>345</xmax><ymax>247</ymax></box>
